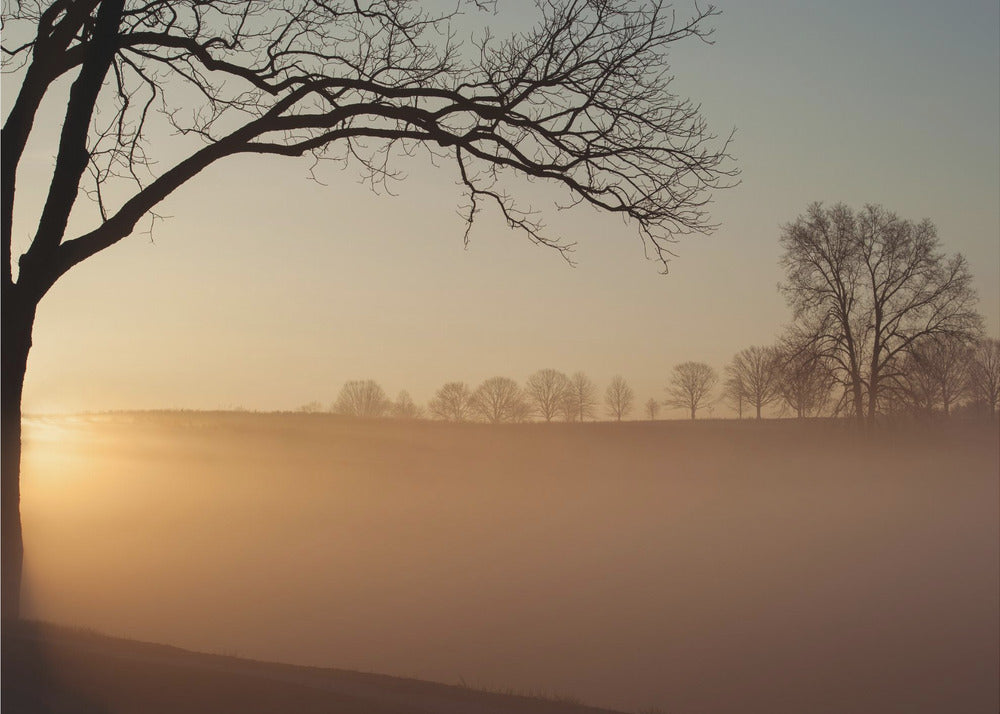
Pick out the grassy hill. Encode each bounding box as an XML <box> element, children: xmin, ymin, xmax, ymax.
<box><xmin>3</xmin><ymin>621</ymin><xmax>623</xmax><ymax>714</ymax></box>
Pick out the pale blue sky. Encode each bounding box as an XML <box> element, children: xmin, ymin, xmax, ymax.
<box><xmin>9</xmin><ymin>0</ymin><xmax>999</xmax><ymax>415</ymax></box>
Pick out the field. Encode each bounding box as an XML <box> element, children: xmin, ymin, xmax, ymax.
<box><xmin>14</xmin><ymin>413</ymin><xmax>1000</xmax><ymax>713</ymax></box>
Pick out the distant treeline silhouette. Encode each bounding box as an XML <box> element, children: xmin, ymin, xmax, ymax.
<box><xmin>302</xmin><ymin>336</ymin><xmax>998</xmax><ymax>423</ymax></box>
<box><xmin>304</xmin><ymin>203</ymin><xmax>998</xmax><ymax>424</ymax></box>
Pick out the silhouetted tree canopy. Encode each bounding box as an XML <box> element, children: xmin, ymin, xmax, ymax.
<box><xmin>780</xmin><ymin>203</ymin><xmax>982</xmax><ymax>425</ymax></box>
<box><xmin>604</xmin><ymin>375</ymin><xmax>634</xmax><ymax>421</ymax></box>
<box><xmin>665</xmin><ymin>361</ymin><xmax>716</xmax><ymax>419</ymax></box>
<box><xmin>525</xmin><ymin>369</ymin><xmax>571</xmax><ymax>422</ymax></box>
<box><xmin>563</xmin><ymin>371</ymin><xmax>598</xmax><ymax>421</ymax></box>
<box><xmin>1</xmin><ymin>0</ymin><xmax>737</xmax><ymax>619</ymax></box>
<box><xmin>645</xmin><ymin>397</ymin><xmax>660</xmax><ymax>420</ymax></box>
<box><xmin>724</xmin><ymin>346</ymin><xmax>781</xmax><ymax>419</ymax></box>
<box><xmin>428</xmin><ymin>381</ymin><xmax>474</xmax><ymax>422</ymax></box>
<box><xmin>892</xmin><ymin>335</ymin><xmax>972</xmax><ymax>417</ymax></box>
<box><xmin>776</xmin><ymin>338</ymin><xmax>832</xmax><ymax>419</ymax></box>
<box><xmin>967</xmin><ymin>338</ymin><xmax>1000</xmax><ymax>417</ymax></box>
<box><xmin>333</xmin><ymin>380</ymin><xmax>389</xmax><ymax>418</ymax></box>
<box><xmin>471</xmin><ymin>376</ymin><xmax>528</xmax><ymax>423</ymax></box>
<box><xmin>391</xmin><ymin>390</ymin><xmax>423</xmax><ymax>419</ymax></box>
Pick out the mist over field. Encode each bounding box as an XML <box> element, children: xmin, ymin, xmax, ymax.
<box><xmin>18</xmin><ymin>413</ymin><xmax>999</xmax><ymax>713</ymax></box>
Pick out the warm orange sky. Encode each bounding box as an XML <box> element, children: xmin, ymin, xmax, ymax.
<box><xmin>8</xmin><ymin>1</ymin><xmax>1000</xmax><ymax>416</ymax></box>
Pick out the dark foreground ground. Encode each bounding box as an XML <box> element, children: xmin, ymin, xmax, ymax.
<box><xmin>2</xmin><ymin>622</ymin><xmax>622</xmax><ymax>714</ymax></box>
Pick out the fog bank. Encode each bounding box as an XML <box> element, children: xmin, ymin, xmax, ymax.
<box><xmin>20</xmin><ymin>414</ymin><xmax>1000</xmax><ymax>713</ymax></box>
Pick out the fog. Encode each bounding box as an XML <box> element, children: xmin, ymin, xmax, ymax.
<box><xmin>19</xmin><ymin>413</ymin><xmax>999</xmax><ymax>713</ymax></box>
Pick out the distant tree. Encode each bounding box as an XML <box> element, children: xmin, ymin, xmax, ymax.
<box><xmin>725</xmin><ymin>346</ymin><xmax>782</xmax><ymax>419</ymax></box>
<box><xmin>509</xmin><ymin>396</ymin><xmax>536</xmax><ymax>424</ymax></box>
<box><xmin>645</xmin><ymin>397</ymin><xmax>661</xmax><ymax>420</ymax></box>
<box><xmin>966</xmin><ymin>338</ymin><xmax>1000</xmax><ymax>417</ymax></box>
<box><xmin>333</xmin><ymin>380</ymin><xmax>389</xmax><ymax>418</ymax></box>
<box><xmin>902</xmin><ymin>335</ymin><xmax>972</xmax><ymax>417</ymax></box>
<box><xmin>776</xmin><ymin>339</ymin><xmax>832</xmax><ymax>418</ymax></box>
<box><xmin>722</xmin><ymin>370</ymin><xmax>745</xmax><ymax>419</ymax></box>
<box><xmin>297</xmin><ymin>401</ymin><xmax>323</xmax><ymax>414</ymax></box>
<box><xmin>525</xmin><ymin>369</ymin><xmax>570</xmax><ymax>422</ymax></box>
<box><xmin>890</xmin><ymin>351</ymin><xmax>939</xmax><ymax>417</ymax></box>
<box><xmin>562</xmin><ymin>372</ymin><xmax>598</xmax><ymax>422</ymax></box>
<box><xmin>780</xmin><ymin>203</ymin><xmax>982</xmax><ymax>425</ymax></box>
<box><xmin>605</xmin><ymin>376</ymin><xmax>635</xmax><ymax>421</ymax></box>
<box><xmin>428</xmin><ymin>382</ymin><xmax>475</xmax><ymax>422</ymax></box>
<box><xmin>471</xmin><ymin>377</ymin><xmax>528</xmax><ymax>424</ymax></box>
<box><xmin>391</xmin><ymin>390</ymin><xmax>424</xmax><ymax>420</ymax></box>
<box><xmin>665</xmin><ymin>362</ymin><xmax>717</xmax><ymax>419</ymax></box>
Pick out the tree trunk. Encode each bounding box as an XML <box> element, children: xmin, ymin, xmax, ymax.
<box><xmin>852</xmin><ymin>380</ymin><xmax>865</xmax><ymax>427</ymax></box>
<box><xmin>690</xmin><ymin>405</ymin><xmax>696</xmax><ymax>420</ymax></box>
<box><xmin>755</xmin><ymin>403</ymin><xmax>762</xmax><ymax>419</ymax></box>
<box><xmin>866</xmin><ymin>382</ymin><xmax>879</xmax><ymax>428</ymax></box>
<box><xmin>2</xmin><ymin>292</ymin><xmax>35</xmax><ymax>623</ymax></box>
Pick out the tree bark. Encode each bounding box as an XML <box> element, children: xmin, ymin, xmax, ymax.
<box><xmin>2</xmin><ymin>290</ymin><xmax>35</xmax><ymax>622</ymax></box>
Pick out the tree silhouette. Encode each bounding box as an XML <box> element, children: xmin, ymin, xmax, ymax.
<box><xmin>724</xmin><ymin>346</ymin><xmax>781</xmax><ymax>419</ymax></box>
<box><xmin>665</xmin><ymin>361</ymin><xmax>716</xmax><ymax>419</ymax></box>
<box><xmin>333</xmin><ymin>380</ymin><xmax>390</xmax><ymax>418</ymax></box>
<box><xmin>605</xmin><ymin>375</ymin><xmax>634</xmax><ymax>421</ymax></box>
<box><xmin>562</xmin><ymin>372</ymin><xmax>598</xmax><ymax>422</ymax></box>
<box><xmin>471</xmin><ymin>377</ymin><xmax>528</xmax><ymax>424</ymax></box>
<box><xmin>722</xmin><ymin>370</ymin><xmax>745</xmax><ymax>419</ymax></box>
<box><xmin>776</xmin><ymin>338</ymin><xmax>831</xmax><ymax>418</ymax></box>
<box><xmin>1</xmin><ymin>0</ymin><xmax>737</xmax><ymax>617</ymax></box>
<box><xmin>525</xmin><ymin>369</ymin><xmax>571</xmax><ymax>422</ymax></box>
<box><xmin>899</xmin><ymin>335</ymin><xmax>972</xmax><ymax>417</ymax></box>
<box><xmin>645</xmin><ymin>397</ymin><xmax>661</xmax><ymax>420</ymax></box>
<box><xmin>967</xmin><ymin>338</ymin><xmax>1000</xmax><ymax>417</ymax></box>
<box><xmin>391</xmin><ymin>390</ymin><xmax>423</xmax><ymax>420</ymax></box>
<box><xmin>428</xmin><ymin>382</ymin><xmax>475</xmax><ymax>422</ymax></box>
<box><xmin>780</xmin><ymin>203</ymin><xmax>982</xmax><ymax>425</ymax></box>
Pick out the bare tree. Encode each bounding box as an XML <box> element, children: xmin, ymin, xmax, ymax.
<box><xmin>967</xmin><ymin>338</ymin><xmax>1000</xmax><ymax>417</ymax></box>
<box><xmin>471</xmin><ymin>377</ymin><xmax>527</xmax><ymax>424</ymax></box>
<box><xmin>605</xmin><ymin>375</ymin><xmax>634</xmax><ymax>421</ymax></box>
<box><xmin>776</xmin><ymin>339</ymin><xmax>832</xmax><ymax>418</ymax></box>
<box><xmin>721</xmin><ymin>370</ymin><xmax>745</xmax><ymax>419</ymax></box>
<box><xmin>665</xmin><ymin>361</ymin><xmax>716</xmax><ymax>419</ymax></box>
<box><xmin>0</xmin><ymin>0</ymin><xmax>737</xmax><ymax>619</ymax></box>
<box><xmin>724</xmin><ymin>346</ymin><xmax>781</xmax><ymax>419</ymax></box>
<box><xmin>890</xmin><ymin>350</ymin><xmax>939</xmax><ymax>418</ymax></box>
<box><xmin>562</xmin><ymin>371</ymin><xmax>598</xmax><ymax>422</ymax></box>
<box><xmin>390</xmin><ymin>390</ymin><xmax>423</xmax><ymax>419</ymax></box>
<box><xmin>904</xmin><ymin>335</ymin><xmax>973</xmax><ymax>417</ymax></box>
<box><xmin>780</xmin><ymin>203</ymin><xmax>982</xmax><ymax>426</ymax></box>
<box><xmin>525</xmin><ymin>369</ymin><xmax>570</xmax><ymax>422</ymax></box>
<box><xmin>297</xmin><ymin>401</ymin><xmax>323</xmax><ymax>414</ymax></box>
<box><xmin>428</xmin><ymin>381</ymin><xmax>474</xmax><ymax>422</ymax></box>
<box><xmin>333</xmin><ymin>380</ymin><xmax>389</xmax><ymax>418</ymax></box>
<box><xmin>645</xmin><ymin>397</ymin><xmax>661</xmax><ymax>420</ymax></box>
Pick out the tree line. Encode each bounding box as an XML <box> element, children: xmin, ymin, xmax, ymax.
<box><xmin>311</xmin><ymin>330</ymin><xmax>997</xmax><ymax>424</ymax></box>
<box><xmin>310</xmin><ymin>203</ymin><xmax>999</xmax><ymax>424</ymax></box>
<box><xmin>308</xmin><ymin>371</ymin><xmax>630</xmax><ymax>424</ymax></box>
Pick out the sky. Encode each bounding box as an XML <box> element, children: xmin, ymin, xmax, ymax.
<box><xmin>8</xmin><ymin>0</ymin><xmax>1000</xmax><ymax>416</ymax></box>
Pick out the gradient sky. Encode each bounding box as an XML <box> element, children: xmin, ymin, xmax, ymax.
<box><xmin>8</xmin><ymin>0</ymin><xmax>999</xmax><ymax>416</ymax></box>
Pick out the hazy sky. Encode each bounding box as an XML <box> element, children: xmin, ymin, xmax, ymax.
<box><xmin>9</xmin><ymin>0</ymin><xmax>1000</xmax><ymax>416</ymax></box>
